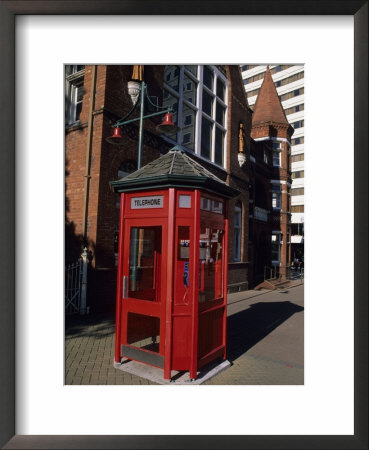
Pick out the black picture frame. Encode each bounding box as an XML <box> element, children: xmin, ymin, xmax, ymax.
<box><xmin>0</xmin><ymin>1</ymin><xmax>367</xmax><ymax>449</ymax></box>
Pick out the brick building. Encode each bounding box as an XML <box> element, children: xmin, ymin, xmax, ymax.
<box><xmin>249</xmin><ymin>66</ymin><xmax>294</xmax><ymax>284</ymax></box>
<box><xmin>65</xmin><ymin>64</ymin><xmax>290</xmax><ymax>311</ymax></box>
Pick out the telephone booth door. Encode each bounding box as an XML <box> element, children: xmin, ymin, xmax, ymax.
<box><xmin>171</xmin><ymin>218</ymin><xmax>195</xmax><ymax>372</ymax></box>
<box><xmin>119</xmin><ymin>218</ymin><xmax>167</xmax><ymax>370</ymax></box>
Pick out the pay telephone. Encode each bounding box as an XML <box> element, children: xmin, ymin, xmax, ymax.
<box><xmin>175</xmin><ymin>227</ymin><xmax>190</xmax><ymax>305</ymax></box>
<box><xmin>183</xmin><ymin>261</ymin><xmax>189</xmax><ymax>287</ymax></box>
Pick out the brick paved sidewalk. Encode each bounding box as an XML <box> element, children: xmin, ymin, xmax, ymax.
<box><xmin>65</xmin><ymin>282</ymin><xmax>304</xmax><ymax>385</ymax></box>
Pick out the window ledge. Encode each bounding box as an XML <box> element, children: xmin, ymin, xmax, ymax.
<box><xmin>65</xmin><ymin>121</ymin><xmax>87</xmax><ymax>132</ymax></box>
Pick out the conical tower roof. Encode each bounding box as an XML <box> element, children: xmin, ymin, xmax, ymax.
<box><xmin>110</xmin><ymin>147</ymin><xmax>240</xmax><ymax>198</ymax></box>
<box><xmin>252</xmin><ymin>66</ymin><xmax>289</xmax><ymax>126</ymax></box>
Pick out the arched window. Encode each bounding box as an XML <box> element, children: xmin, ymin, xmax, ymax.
<box><xmin>234</xmin><ymin>201</ymin><xmax>242</xmax><ymax>261</ymax></box>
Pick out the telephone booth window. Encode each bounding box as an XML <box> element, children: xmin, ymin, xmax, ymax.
<box><xmin>174</xmin><ymin>226</ymin><xmax>191</xmax><ymax>306</ymax></box>
<box><xmin>199</xmin><ymin>227</ymin><xmax>223</xmax><ymax>302</ymax></box>
<box><xmin>127</xmin><ymin>313</ymin><xmax>160</xmax><ymax>353</ymax></box>
<box><xmin>129</xmin><ymin>226</ymin><xmax>162</xmax><ymax>301</ymax></box>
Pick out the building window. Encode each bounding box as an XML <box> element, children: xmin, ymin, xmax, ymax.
<box><xmin>285</xmin><ymin>103</ymin><xmax>304</xmax><ymax>116</ymax></box>
<box><xmin>271</xmin><ymin>234</ymin><xmax>281</xmax><ymax>263</ymax></box>
<box><xmin>184</xmin><ymin>114</ymin><xmax>192</xmax><ymax>126</ymax></box>
<box><xmin>279</xmin><ymin>87</ymin><xmax>304</xmax><ymax>102</ymax></box>
<box><xmin>272</xmin><ymin>141</ymin><xmax>282</xmax><ymax>167</ymax></box>
<box><xmin>272</xmin><ymin>71</ymin><xmax>304</xmax><ymax>89</ymax></box>
<box><xmin>246</xmin><ymin>88</ymin><xmax>260</xmax><ymax>99</ymax></box>
<box><xmin>291</xmin><ymin>223</ymin><xmax>304</xmax><ymax>236</ymax></box>
<box><xmin>291</xmin><ymin>170</ymin><xmax>304</xmax><ymax>179</ymax></box>
<box><xmin>291</xmin><ymin>137</ymin><xmax>304</xmax><ymax>146</ymax></box>
<box><xmin>182</xmin><ymin>133</ymin><xmax>191</xmax><ymax>145</ymax></box>
<box><xmin>292</xmin><ymin>120</ymin><xmax>304</xmax><ymax>129</ymax></box>
<box><xmin>291</xmin><ymin>205</ymin><xmax>304</xmax><ymax>212</ymax></box>
<box><xmin>163</xmin><ymin>65</ymin><xmax>227</xmax><ymax>167</ymax></box>
<box><xmin>292</xmin><ymin>187</ymin><xmax>304</xmax><ymax>196</ymax></box>
<box><xmin>272</xmin><ymin>192</ymin><xmax>281</xmax><ymax>209</ymax></box>
<box><xmin>241</xmin><ymin>64</ymin><xmax>258</xmax><ymax>72</ymax></box>
<box><xmin>65</xmin><ymin>65</ymin><xmax>85</xmax><ymax>125</ymax></box>
<box><xmin>243</xmin><ymin>71</ymin><xmax>265</xmax><ymax>85</ymax></box>
<box><xmin>273</xmin><ymin>152</ymin><xmax>281</xmax><ymax>166</ymax></box>
<box><xmin>291</xmin><ymin>153</ymin><xmax>304</xmax><ymax>163</ymax></box>
<box><xmin>234</xmin><ymin>202</ymin><xmax>242</xmax><ymax>261</ymax></box>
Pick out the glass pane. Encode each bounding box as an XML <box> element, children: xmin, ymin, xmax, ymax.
<box><xmin>202</xmin><ymin>90</ymin><xmax>213</xmax><ymax>116</ymax></box>
<box><xmin>164</xmin><ymin>65</ymin><xmax>180</xmax><ymax>92</ymax></box>
<box><xmin>174</xmin><ymin>226</ymin><xmax>191</xmax><ymax>306</ymax></box>
<box><xmin>76</xmin><ymin>84</ymin><xmax>84</xmax><ymax>102</ymax></box>
<box><xmin>76</xmin><ymin>102</ymin><xmax>82</xmax><ymax>121</ymax></box>
<box><xmin>216</xmin><ymin>78</ymin><xmax>225</xmax><ymax>101</ymax></box>
<box><xmin>203</xmin><ymin>66</ymin><xmax>214</xmax><ymax>90</ymax></box>
<box><xmin>185</xmin><ymin>65</ymin><xmax>198</xmax><ymax>77</ymax></box>
<box><xmin>181</xmin><ymin>104</ymin><xmax>196</xmax><ymax>151</ymax></box>
<box><xmin>211</xmin><ymin>199</ymin><xmax>223</xmax><ymax>214</ymax></box>
<box><xmin>127</xmin><ymin>313</ymin><xmax>160</xmax><ymax>353</ymax></box>
<box><xmin>234</xmin><ymin>207</ymin><xmax>241</xmax><ymax>227</ymax></box>
<box><xmin>215</xmin><ymin>127</ymin><xmax>224</xmax><ymax>166</ymax></box>
<box><xmin>201</xmin><ymin>118</ymin><xmax>212</xmax><ymax>159</ymax></box>
<box><xmin>129</xmin><ymin>227</ymin><xmax>161</xmax><ymax>301</ymax></box>
<box><xmin>65</xmin><ymin>65</ymin><xmax>73</xmax><ymax>76</ymax></box>
<box><xmin>200</xmin><ymin>196</ymin><xmax>211</xmax><ymax>211</ymax></box>
<box><xmin>271</xmin><ymin>242</ymin><xmax>280</xmax><ymax>261</ymax></box>
<box><xmin>199</xmin><ymin>228</ymin><xmax>223</xmax><ymax>302</ymax></box>
<box><xmin>183</xmin><ymin>73</ymin><xmax>197</xmax><ymax>105</ymax></box>
<box><xmin>234</xmin><ymin>227</ymin><xmax>241</xmax><ymax>260</ymax></box>
<box><xmin>215</xmin><ymin>102</ymin><xmax>225</xmax><ymax>126</ymax></box>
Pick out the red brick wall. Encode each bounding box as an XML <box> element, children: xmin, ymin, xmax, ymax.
<box><xmin>65</xmin><ymin>65</ymin><xmax>165</xmax><ymax>269</ymax></box>
<box><xmin>251</xmin><ymin>121</ymin><xmax>293</xmax><ymax>279</ymax></box>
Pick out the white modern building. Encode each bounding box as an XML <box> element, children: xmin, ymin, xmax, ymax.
<box><xmin>241</xmin><ymin>64</ymin><xmax>304</xmax><ymax>261</ymax></box>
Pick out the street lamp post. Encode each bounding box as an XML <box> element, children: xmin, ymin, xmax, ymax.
<box><xmin>106</xmin><ymin>81</ymin><xmax>178</xmax><ymax>169</ymax></box>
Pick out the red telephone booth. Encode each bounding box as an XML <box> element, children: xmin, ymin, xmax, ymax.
<box><xmin>111</xmin><ymin>148</ymin><xmax>239</xmax><ymax>381</ymax></box>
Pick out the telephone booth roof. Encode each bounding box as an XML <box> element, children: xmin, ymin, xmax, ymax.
<box><xmin>110</xmin><ymin>147</ymin><xmax>240</xmax><ymax>199</ymax></box>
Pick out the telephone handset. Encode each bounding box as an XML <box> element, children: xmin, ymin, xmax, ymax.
<box><xmin>183</xmin><ymin>261</ymin><xmax>189</xmax><ymax>287</ymax></box>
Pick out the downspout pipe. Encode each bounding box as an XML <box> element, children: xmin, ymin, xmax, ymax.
<box><xmin>82</xmin><ymin>65</ymin><xmax>97</xmax><ymax>243</ymax></box>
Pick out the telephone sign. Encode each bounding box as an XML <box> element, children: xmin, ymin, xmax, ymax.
<box><xmin>131</xmin><ymin>195</ymin><xmax>163</xmax><ymax>209</ymax></box>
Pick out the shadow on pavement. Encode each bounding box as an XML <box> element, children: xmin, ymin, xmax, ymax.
<box><xmin>65</xmin><ymin>299</ymin><xmax>303</xmax><ymax>356</ymax></box>
<box><xmin>226</xmin><ymin>301</ymin><xmax>304</xmax><ymax>361</ymax></box>
<box><xmin>65</xmin><ymin>313</ymin><xmax>115</xmax><ymax>339</ymax></box>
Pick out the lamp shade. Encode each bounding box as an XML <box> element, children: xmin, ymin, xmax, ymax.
<box><xmin>156</xmin><ymin>113</ymin><xmax>179</xmax><ymax>134</ymax></box>
<box><xmin>106</xmin><ymin>127</ymin><xmax>124</xmax><ymax>145</ymax></box>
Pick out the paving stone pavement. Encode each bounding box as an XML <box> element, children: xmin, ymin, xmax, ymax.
<box><xmin>65</xmin><ymin>282</ymin><xmax>304</xmax><ymax>385</ymax></box>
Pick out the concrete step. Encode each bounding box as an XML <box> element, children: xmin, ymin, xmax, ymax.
<box><xmin>254</xmin><ymin>278</ymin><xmax>292</xmax><ymax>291</ymax></box>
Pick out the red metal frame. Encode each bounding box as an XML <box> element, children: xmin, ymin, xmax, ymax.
<box><xmin>115</xmin><ymin>187</ymin><xmax>229</xmax><ymax>380</ymax></box>
<box><xmin>114</xmin><ymin>192</ymin><xmax>126</xmax><ymax>364</ymax></box>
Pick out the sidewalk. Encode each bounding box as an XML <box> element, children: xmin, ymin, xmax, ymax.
<box><xmin>65</xmin><ymin>281</ymin><xmax>304</xmax><ymax>385</ymax></box>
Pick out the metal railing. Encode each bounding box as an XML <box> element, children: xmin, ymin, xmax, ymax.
<box><xmin>264</xmin><ymin>265</ymin><xmax>304</xmax><ymax>281</ymax></box>
<box><xmin>65</xmin><ymin>259</ymin><xmax>82</xmax><ymax>314</ymax></box>
<box><xmin>65</xmin><ymin>248</ymin><xmax>89</xmax><ymax>315</ymax></box>
<box><xmin>264</xmin><ymin>265</ymin><xmax>278</xmax><ymax>280</ymax></box>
